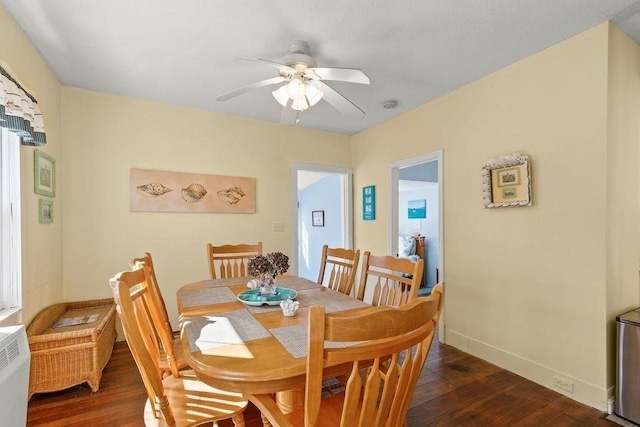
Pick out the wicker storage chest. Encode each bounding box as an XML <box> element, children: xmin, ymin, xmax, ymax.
<box><xmin>26</xmin><ymin>298</ymin><xmax>117</xmax><ymax>399</ymax></box>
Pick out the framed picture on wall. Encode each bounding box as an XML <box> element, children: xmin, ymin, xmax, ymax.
<box><xmin>34</xmin><ymin>149</ymin><xmax>56</xmax><ymax>197</ymax></box>
<box><xmin>482</xmin><ymin>153</ymin><xmax>532</xmax><ymax>208</ymax></box>
<box><xmin>408</xmin><ymin>199</ymin><xmax>426</xmax><ymax>218</ymax></box>
<box><xmin>38</xmin><ymin>199</ymin><xmax>53</xmax><ymax>224</ymax></box>
<box><xmin>312</xmin><ymin>210</ymin><xmax>324</xmax><ymax>227</ymax></box>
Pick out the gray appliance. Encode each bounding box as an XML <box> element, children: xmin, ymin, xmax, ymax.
<box><xmin>616</xmin><ymin>308</ymin><xmax>640</xmax><ymax>424</ymax></box>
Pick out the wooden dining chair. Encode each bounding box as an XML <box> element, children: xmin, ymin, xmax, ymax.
<box><xmin>129</xmin><ymin>254</ymin><xmax>189</xmax><ymax>378</ymax></box>
<box><xmin>110</xmin><ymin>269</ymin><xmax>248</xmax><ymax>427</ymax></box>
<box><xmin>355</xmin><ymin>251</ymin><xmax>424</xmax><ymax>307</ymax></box>
<box><xmin>316</xmin><ymin>245</ymin><xmax>360</xmax><ymax>296</ymax></box>
<box><xmin>249</xmin><ymin>284</ymin><xmax>444</xmax><ymax>427</ymax></box>
<box><xmin>207</xmin><ymin>242</ymin><xmax>262</xmax><ymax>279</ymax></box>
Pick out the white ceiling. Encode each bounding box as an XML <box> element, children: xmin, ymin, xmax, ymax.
<box><xmin>298</xmin><ymin>171</ymin><xmax>329</xmax><ymax>191</ymax></box>
<box><xmin>3</xmin><ymin>0</ymin><xmax>640</xmax><ymax>136</ymax></box>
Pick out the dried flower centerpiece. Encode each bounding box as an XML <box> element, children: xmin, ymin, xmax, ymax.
<box><xmin>248</xmin><ymin>252</ymin><xmax>290</xmax><ymax>295</ymax></box>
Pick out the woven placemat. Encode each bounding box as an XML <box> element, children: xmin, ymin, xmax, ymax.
<box><xmin>181</xmin><ymin>287</ymin><xmax>237</xmax><ymax>308</ymax></box>
<box><xmin>270</xmin><ymin>324</ymin><xmax>363</xmax><ymax>359</ymax></box>
<box><xmin>184</xmin><ymin>309</ymin><xmax>270</xmax><ymax>352</ymax></box>
<box><xmin>274</xmin><ymin>276</ymin><xmax>320</xmax><ymax>291</ymax></box>
<box><xmin>297</xmin><ymin>291</ymin><xmax>368</xmax><ymax>313</ymax></box>
<box><xmin>243</xmin><ymin>303</ymin><xmax>284</xmax><ymax>314</ymax></box>
<box><xmin>270</xmin><ymin>324</ymin><xmax>307</xmax><ymax>358</ymax></box>
<box><xmin>204</xmin><ymin>277</ymin><xmax>251</xmax><ymax>287</ymax></box>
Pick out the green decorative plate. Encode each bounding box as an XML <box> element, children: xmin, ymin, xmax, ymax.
<box><xmin>237</xmin><ymin>287</ymin><xmax>298</xmax><ymax>306</ymax></box>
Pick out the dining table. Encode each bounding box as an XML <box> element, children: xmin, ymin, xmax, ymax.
<box><xmin>177</xmin><ymin>275</ymin><xmax>371</xmax><ymax>415</ymax></box>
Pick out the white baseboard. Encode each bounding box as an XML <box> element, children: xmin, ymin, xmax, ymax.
<box><xmin>607</xmin><ymin>395</ymin><xmax>615</xmax><ymax>414</ymax></box>
<box><xmin>445</xmin><ymin>329</ymin><xmax>608</xmax><ymax>411</ymax></box>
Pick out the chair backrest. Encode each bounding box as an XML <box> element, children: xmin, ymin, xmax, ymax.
<box><xmin>305</xmin><ymin>284</ymin><xmax>444</xmax><ymax>426</ymax></box>
<box><xmin>129</xmin><ymin>252</ymin><xmax>173</xmax><ymax>337</ymax></box>
<box><xmin>109</xmin><ymin>266</ymin><xmax>178</xmax><ymax>425</ymax></box>
<box><xmin>355</xmin><ymin>251</ymin><xmax>424</xmax><ymax>306</ymax></box>
<box><xmin>207</xmin><ymin>242</ymin><xmax>262</xmax><ymax>279</ymax></box>
<box><xmin>316</xmin><ymin>245</ymin><xmax>360</xmax><ymax>296</ymax></box>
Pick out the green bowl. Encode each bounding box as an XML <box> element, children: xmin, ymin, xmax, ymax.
<box><xmin>237</xmin><ymin>287</ymin><xmax>298</xmax><ymax>306</ymax></box>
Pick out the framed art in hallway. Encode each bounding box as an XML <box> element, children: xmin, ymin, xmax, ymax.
<box><xmin>312</xmin><ymin>210</ymin><xmax>324</xmax><ymax>227</ymax></box>
<box><xmin>34</xmin><ymin>149</ymin><xmax>56</xmax><ymax>197</ymax></box>
<box><xmin>408</xmin><ymin>199</ymin><xmax>426</xmax><ymax>218</ymax></box>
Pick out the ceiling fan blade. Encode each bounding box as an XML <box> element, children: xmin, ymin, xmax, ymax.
<box><xmin>307</xmin><ymin>67</ymin><xmax>370</xmax><ymax>84</ymax></box>
<box><xmin>216</xmin><ymin>76</ymin><xmax>287</xmax><ymax>102</ymax></box>
<box><xmin>310</xmin><ymin>80</ymin><xmax>365</xmax><ymax>120</ymax></box>
<box><xmin>238</xmin><ymin>57</ymin><xmax>296</xmax><ymax>75</ymax></box>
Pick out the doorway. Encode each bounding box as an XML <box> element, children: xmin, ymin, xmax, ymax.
<box><xmin>290</xmin><ymin>163</ymin><xmax>353</xmax><ymax>280</ymax></box>
<box><xmin>389</xmin><ymin>150</ymin><xmax>444</xmax><ymax>294</ymax></box>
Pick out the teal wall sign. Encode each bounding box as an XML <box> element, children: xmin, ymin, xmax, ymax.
<box><xmin>363</xmin><ymin>185</ymin><xmax>375</xmax><ymax>220</ymax></box>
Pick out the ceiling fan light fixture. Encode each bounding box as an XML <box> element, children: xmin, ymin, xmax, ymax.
<box><xmin>291</xmin><ymin>97</ymin><xmax>309</xmax><ymax>112</ymax></box>
<box><xmin>272</xmin><ymin>85</ymin><xmax>289</xmax><ymax>106</ymax></box>
<box><xmin>305</xmin><ymin>84</ymin><xmax>323</xmax><ymax>106</ymax></box>
<box><xmin>286</xmin><ymin>78</ymin><xmax>306</xmax><ymax>100</ymax></box>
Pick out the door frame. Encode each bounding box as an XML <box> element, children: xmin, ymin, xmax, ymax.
<box><xmin>290</xmin><ymin>162</ymin><xmax>353</xmax><ymax>276</ymax></box>
<box><xmin>389</xmin><ymin>150</ymin><xmax>444</xmax><ymax>337</ymax></box>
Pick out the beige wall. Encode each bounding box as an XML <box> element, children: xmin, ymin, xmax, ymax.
<box><xmin>0</xmin><ymin>5</ymin><xmax>63</xmax><ymax>326</ymax></box>
<box><xmin>352</xmin><ymin>23</ymin><xmax>628</xmax><ymax>409</ymax></box>
<box><xmin>61</xmin><ymin>88</ymin><xmax>350</xmax><ymax>328</ymax></box>
<box><xmin>605</xmin><ymin>25</ymin><xmax>640</xmax><ymax>392</ymax></box>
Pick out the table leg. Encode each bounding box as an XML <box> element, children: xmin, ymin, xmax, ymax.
<box><xmin>275</xmin><ymin>388</ymin><xmax>304</xmax><ymax>414</ymax></box>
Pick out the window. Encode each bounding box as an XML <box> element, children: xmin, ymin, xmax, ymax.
<box><xmin>0</xmin><ymin>127</ymin><xmax>22</xmax><ymax>316</ymax></box>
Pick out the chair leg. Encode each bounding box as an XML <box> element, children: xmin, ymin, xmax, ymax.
<box><xmin>232</xmin><ymin>412</ymin><xmax>246</xmax><ymax>427</ymax></box>
<box><xmin>260</xmin><ymin>412</ymin><xmax>273</xmax><ymax>427</ymax></box>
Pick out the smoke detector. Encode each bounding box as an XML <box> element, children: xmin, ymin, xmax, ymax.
<box><xmin>381</xmin><ymin>100</ymin><xmax>399</xmax><ymax>109</ymax></box>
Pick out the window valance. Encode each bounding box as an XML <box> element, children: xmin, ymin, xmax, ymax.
<box><xmin>0</xmin><ymin>61</ymin><xmax>46</xmax><ymax>146</ymax></box>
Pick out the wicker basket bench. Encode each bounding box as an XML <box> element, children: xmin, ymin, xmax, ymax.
<box><xmin>26</xmin><ymin>298</ymin><xmax>117</xmax><ymax>399</ymax></box>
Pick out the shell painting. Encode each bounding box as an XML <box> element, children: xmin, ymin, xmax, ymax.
<box><xmin>137</xmin><ymin>182</ymin><xmax>172</xmax><ymax>197</ymax></box>
<box><xmin>131</xmin><ymin>168</ymin><xmax>255</xmax><ymax>213</ymax></box>
<box><xmin>181</xmin><ymin>183</ymin><xmax>208</xmax><ymax>203</ymax></box>
<box><xmin>217</xmin><ymin>186</ymin><xmax>246</xmax><ymax>205</ymax></box>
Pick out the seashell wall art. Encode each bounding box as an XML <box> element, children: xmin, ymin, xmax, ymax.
<box><xmin>137</xmin><ymin>182</ymin><xmax>173</xmax><ymax>197</ymax></box>
<box><xmin>130</xmin><ymin>168</ymin><xmax>256</xmax><ymax>213</ymax></box>
<box><xmin>181</xmin><ymin>183</ymin><xmax>208</xmax><ymax>203</ymax></box>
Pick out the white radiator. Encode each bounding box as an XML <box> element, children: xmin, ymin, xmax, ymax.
<box><xmin>0</xmin><ymin>325</ymin><xmax>30</xmax><ymax>427</ymax></box>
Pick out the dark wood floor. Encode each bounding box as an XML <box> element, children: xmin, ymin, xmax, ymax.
<box><xmin>27</xmin><ymin>337</ymin><xmax>615</xmax><ymax>426</ymax></box>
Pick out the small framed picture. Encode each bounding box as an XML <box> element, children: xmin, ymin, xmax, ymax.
<box><xmin>38</xmin><ymin>199</ymin><xmax>53</xmax><ymax>224</ymax></box>
<box><xmin>496</xmin><ymin>167</ymin><xmax>521</xmax><ymax>187</ymax></box>
<box><xmin>34</xmin><ymin>149</ymin><xmax>56</xmax><ymax>197</ymax></box>
<box><xmin>482</xmin><ymin>153</ymin><xmax>532</xmax><ymax>208</ymax></box>
<box><xmin>312</xmin><ymin>210</ymin><xmax>324</xmax><ymax>227</ymax></box>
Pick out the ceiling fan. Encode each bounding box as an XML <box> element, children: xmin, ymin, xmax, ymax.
<box><xmin>216</xmin><ymin>40</ymin><xmax>370</xmax><ymax>120</ymax></box>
